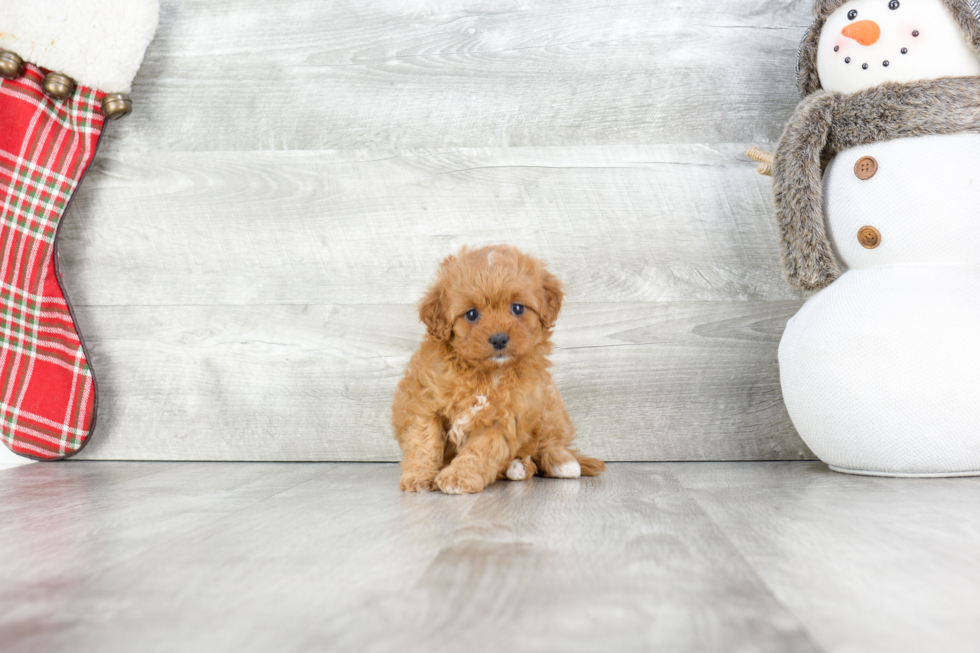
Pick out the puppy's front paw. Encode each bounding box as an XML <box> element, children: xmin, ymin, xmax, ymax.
<box><xmin>400</xmin><ymin>472</ymin><xmax>438</xmax><ymax>492</ymax></box>
<box><xmin>435</xmin><ymin>467</ymin><xmax>486</xmax><ymax>495</ymax></box>
<box><xmin>506</xmin><ymin>458</ymin><xmax>527</xmax><ymax>480</ymax></box>
<box><xmin>505</xmin><ymin>456</ymin><xmax>536</xmax><ymax>481</ymax></box>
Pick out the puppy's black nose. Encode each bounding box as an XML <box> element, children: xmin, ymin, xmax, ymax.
<box><xmin>489</xmin><ymin>333</ymin><xmax>509</xmax><ymax>350</ymax></box>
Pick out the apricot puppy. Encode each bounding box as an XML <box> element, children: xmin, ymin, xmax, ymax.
<box><xmin>392</xmin><ymin>245</ymin><xmax>605</xmax><ymax>494</ymax></box>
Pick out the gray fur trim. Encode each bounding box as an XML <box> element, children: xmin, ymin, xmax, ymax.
<box><xmin>797</xmin><ymin>0</ymin><xmax>980</xmax><ymax>97</ymax></box>
<box><xmin>773</xmin><ymin>76</ymin><xmax>980</xmax><ymax>290</ymax></box>
<box><xmin>796</xmin><ymin>11</ymin><xmax>828</xmax><ymax>97</ymax></box>
<box><xmin>773</xmin><ymin>92</ymin><xmax>841</xmax><ymax>290</ymax></box>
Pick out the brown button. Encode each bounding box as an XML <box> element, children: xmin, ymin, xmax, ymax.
<box><xmin>858</xmin><ymin>226</ymin><xmax>881</xmax><ymax>249</ymax></box>
<box><xmin>854</xmin><ymin>156</ymin><xmax>878</xmax><ymax>180</ymax></box>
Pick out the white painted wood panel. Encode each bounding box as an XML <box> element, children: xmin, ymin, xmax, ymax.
<box><xmin>59</xmin><ymin>146</ymin><xmax>800</xmax><ymax>305</ymax></box>
<box><xmin>48</xmin><ymin>0</ymin><xmax>819</xmax><ymax>460</ymax></box>
<box><xmin>71</xmin><ymin>301</ymin><xmax>811</xmax><ymax>461</ymax></box>
<box><xmin>104</xmin><ymin>0</ymin><xmax>809</xmax><ymax>153</ymax></box>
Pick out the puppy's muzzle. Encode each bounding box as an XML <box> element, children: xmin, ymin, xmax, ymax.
<box><xmin>489</xmin><ymin>333</ymin><xmax>509</xmax><ymax>350</ymax></box>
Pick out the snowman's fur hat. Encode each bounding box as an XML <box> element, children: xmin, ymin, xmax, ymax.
<box><xmin>797</xmin><ymin>0</ymin><xmax>980</xmax><ymax>96</ymax></box>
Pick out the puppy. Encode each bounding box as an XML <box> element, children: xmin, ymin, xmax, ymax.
<box><xmin>392</xmin><ymin>245</ymin><xmax>605</xmax><ymax>494</ymax></box>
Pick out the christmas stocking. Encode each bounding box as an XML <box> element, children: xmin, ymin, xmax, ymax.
<box><xmin>0</xmin><ymin>1</ymin><xmax>159</xmax><ymax>460</ymax></box>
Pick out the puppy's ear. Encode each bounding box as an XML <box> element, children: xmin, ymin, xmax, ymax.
<box><xmin>419</xmin><ymin>285</ymin><xmax>454</xmax><ymax>341</ymax></box>
<box><xmin>539</xmin><ymin>269</ymin><xmax>564</xmax><ymax>330</ymax></box>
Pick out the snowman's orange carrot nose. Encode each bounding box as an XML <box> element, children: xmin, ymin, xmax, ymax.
<box><xmin>842</xmin><ymin>20</ymin><xmax>881</xmax><ymax>46</ymax></box>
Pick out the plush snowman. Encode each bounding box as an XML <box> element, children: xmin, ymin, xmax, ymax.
<box><xmin>766</xmin><ymin>0</ymin><xmax>980</xmax><ymax>476</ymax></box>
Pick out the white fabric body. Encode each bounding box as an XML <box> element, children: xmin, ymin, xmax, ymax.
<box><xmin>817</xmin><ymin>0</ymin><xmax>980</xmax><ymax>94</ymax></box>
<box><xmin>824</xmin><ymin>133</ymin><xmax>980</xmax><ymax>266</ymax></box>
<box><xmin>0</xmin><ymin>0</ymin><xmax>159</xmax><ymax>93</ymax></box>
<box><xmin>780</xmin><ymin>134</ymin><xmax>980</xmax><ymax>475</ymax></box>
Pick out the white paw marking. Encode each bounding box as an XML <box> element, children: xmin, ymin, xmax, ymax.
<box><xmin>506</xmin><ymin>459</ymin><xmax>527</xmax><ymax>480</ymax></box>
<box><xmin>447</xmin><ymin>395</ymin><xmax>489</xmax><ymax>446</ymax></box>
<box><xmin>552</xmin><ymin>459</ymin><xmax>581</xmax><ymax>478</ymax></box>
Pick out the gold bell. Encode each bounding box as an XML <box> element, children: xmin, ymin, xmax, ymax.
<box><xmin>42</xmin><ymin>72</ymin><xmax>75</xmax><ymax>99</ymax></box>
<box><xmin>0</xmin><ymin>50</ymin><xmax>24</xmax><ymax>80</ymax></box>
<box><xmin>101</xmin><ymin>93</ymin><xmax>133</xmax><ymax>120</ymax></box>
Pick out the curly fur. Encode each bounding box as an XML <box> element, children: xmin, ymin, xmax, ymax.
<box><xmin>774</xmin><ymin>76</ymin><xmax>980</xmax><ymax>290</ymax></box>
<box><xmin>392</xmin><ymin>245</ymin><xmax>605</xmax><ymax>494</ymax></box>
<box><xmin>798</xmin><ymin>0</ymin><xmax>980</xmax><ymax>96</ymax></box>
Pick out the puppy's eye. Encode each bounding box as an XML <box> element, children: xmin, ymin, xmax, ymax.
<box><xmin>511</xmin><ymin>303</ymin><xmax>525</xmax><ymax>316</ymax></box>
<box><xmin>465</xmin><ymin>308</ymin><xmax>480</xmax><ymax>322</ymax></box>
<box><xmin>848</xmin><ymin>9</ymin><xmax>857</xmax><ymax>19</ymax></box>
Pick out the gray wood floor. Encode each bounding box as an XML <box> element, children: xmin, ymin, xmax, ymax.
<box><xmin>2</xmin><ymin>462</ymin><xmax>978</xmax><ymax>652</ymax></box>
<box><xmin>59</xmin><ymin>0</ymin><xmax>818</xmax><ymax>462</ymax></box>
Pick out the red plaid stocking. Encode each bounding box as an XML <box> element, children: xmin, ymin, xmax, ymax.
<box><xmin>0</xmin><ymin>63</ymin><xmax>106</xmax><ymax>460</ymax></box>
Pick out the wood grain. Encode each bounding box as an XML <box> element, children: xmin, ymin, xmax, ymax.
<box><xmin>58</xmin><ymin>146</ymin><xmax>801</xmax><ymax>306</ymax></box>
<box><xmin>103</xmin><ymin>0</ymin><xmax>810</xmax><ymax>154</ymax></box>
<box><xmin>45</xmin><ymin>0</ymin><xmax>820</xmax><ymax>461</ymax></box>
<box><xmin>0</xmin><ymin>463</ymin><xmax>824</xmax><ymax>652</ymax></box>
<box><xmin>71</xmin><ymin>301</ymin><xmax>812</xmax><ymax>461</ymax></box>
<box><xmin>5</xmin><ymin>461</ymin><xmax>979</xmax><ymax>652</ymax></box>
<box><xmin>673</xmin><ymin>462</ymin><xmax>980</xmax><ymax>653</ymax></box>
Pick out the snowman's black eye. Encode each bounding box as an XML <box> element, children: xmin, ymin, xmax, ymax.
<box><xmin>848</xmin><ymin>9</ymin><xmax>858</xmax><ymax>19</ymax></box>
<box><xmin>845</xmin><ymin>57</ymin><xmax>852</xmax><ymax>63</ymax></box>
<box><xmin>888</xmin><ymin>0</ymin><xmax>899</xmax><ymax>8</ymax></box>
<box><xmin>901</xmin><ymin>47</ymin><xmax>908</xmax><ymax>54</ymax></box>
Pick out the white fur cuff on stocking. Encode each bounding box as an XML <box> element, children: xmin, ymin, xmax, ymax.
<box><xmin>0</xmin><ymin>0</ymin><xmax>159</xmax><ymax>93</ymax></box>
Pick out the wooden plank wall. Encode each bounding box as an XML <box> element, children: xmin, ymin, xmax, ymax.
<box><xmin>65</xmin><ymin>0</ymin><xmax>817</xmax><ymax>461</ymax></box>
